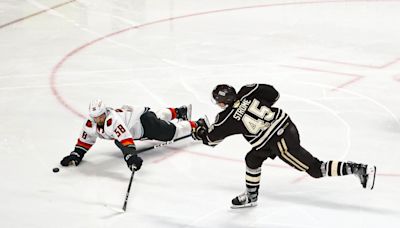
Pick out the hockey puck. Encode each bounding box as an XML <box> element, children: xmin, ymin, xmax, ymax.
<box><xmin>52</xmin><ymin>167</ymin><xmax>60</xmax><ymax>173</ymax></box>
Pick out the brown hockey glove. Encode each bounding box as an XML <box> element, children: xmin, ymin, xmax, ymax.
<box><xmin>192</xmin><ymin>118</ymin><xmax>208</xmax><ymax>140</ymax></box>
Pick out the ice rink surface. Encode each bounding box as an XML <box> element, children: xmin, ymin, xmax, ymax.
<box><xmin>1</xmin><ymin>0</ymin><xmax>400</xmax><ymax>227</ymax></box>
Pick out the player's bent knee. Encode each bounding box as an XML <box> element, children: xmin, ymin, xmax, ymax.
<box><xmin>245</xmin><ymin>152</ymin><xmax>263</xmax><ymax>169</ymax></box>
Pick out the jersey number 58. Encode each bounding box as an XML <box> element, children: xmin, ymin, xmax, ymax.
<box><xmin>114</xmin><ymin>124</ymin><xmax>126</xmax><ymax>137</ymax></box>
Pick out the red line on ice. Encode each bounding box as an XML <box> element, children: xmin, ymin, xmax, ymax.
<box><xmin>35</xmin><ymin>0</ymin><xmax>400</xmax><ymax>180</ymax></box>
<box><xmin>0</xmin><ymin>0</ymin><xmax>77</xmax><ymax>29</ymax></box>
<box><xmin>48</xmin><ymin>0</ymin><xmax>400</xmax><ymax>118</ymax></box>
<box><xmin>150</xmin><ymin>149</ymin><xmax>400</xmax><ymax>180</ymax></box>
<box><xmin>280</xmin><ymin>65</ymin><xmax>364</xmax><ymax>91</ymax></box>
<box><xmin>299</xmin><ymin>57</ymin><xmax>400</xmax><ymax>69</ymax></box>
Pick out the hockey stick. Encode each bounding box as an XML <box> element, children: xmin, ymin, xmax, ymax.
<box><xmin>120</xmin><ymin>134</ymin><xmax>192</xmax><ymax>212</ymax></box>
<box><xmin>136</xmin><ymin>134</ymin><xmax>192</xmax><ymax>154</ymax></box>
<box><xmin>122</xmin><ymin>168</ymin><xmax>135</xmax><ymax>212</ymax></box>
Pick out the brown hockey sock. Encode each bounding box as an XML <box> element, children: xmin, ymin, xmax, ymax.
<box><xmin>245</xmin><ymin>166</ymin><xmax>261</xmax><ymax>201</ymax></box>
<box><xmin>321</xmin><ymin>161</ymin><xmax>361</xmax><ymax>176</ymax></box>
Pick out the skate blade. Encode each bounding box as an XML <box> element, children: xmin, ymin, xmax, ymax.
<box><xmin>366</xmin><ymin>165</ymin><xmax>376</xmax><ymax>190</ymax></box>
<box><xmin>187</xmin><ymin>104</ymin><xmax>192</xmax><ymax>121</ymax></box>
<box><xmin>230</xmin><ymin>202</ymin><xmax>257</xmax><ymax>209</ymax></box>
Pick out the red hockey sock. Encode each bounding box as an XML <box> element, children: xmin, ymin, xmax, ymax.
<box><xmin>168</xmin><ymin>108</ymin><xmax>177</xmax><ymax>120</ymax></box>
<box><xmin>189</xmin><ymin>121</ymin><xmax>197</xmax><ymax>128</ymax></box>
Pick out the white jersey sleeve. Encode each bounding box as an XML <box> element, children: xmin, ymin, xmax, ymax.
<box><xmin>75</xmin><ymin>119</ymin><xmax>97</xmax><ymax>153</ymax></box>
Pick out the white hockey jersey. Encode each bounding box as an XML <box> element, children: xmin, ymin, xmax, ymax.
<box><xmin>75</xmin><ymin>105</ymin><xmax>148</xmax><ymax>152</ymax></box>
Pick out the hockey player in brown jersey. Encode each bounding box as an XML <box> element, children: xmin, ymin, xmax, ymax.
<box><xmin>192</xmin><ymin>84</ymin><xmax>376</xmax><ymax>208</ymax></box>
<box><xmin>60</xmin><ymin>99</ymin><xmax>197</xmax><ymax>171</ymax></box>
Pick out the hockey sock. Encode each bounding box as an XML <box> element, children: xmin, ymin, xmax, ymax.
<box><xmin>321</xmin><ymin>161</ymin><xmax>361</xmax><ymax>177</ymax></box>
<box><xmin>245</xmin><ymin>166</ymin><xmax>261</xmax><ymax>201</ymax></box>
<box><xmin>168</xmin><ymin>108</ymin><xmax>177</xmax><ymax>120</ymax></box>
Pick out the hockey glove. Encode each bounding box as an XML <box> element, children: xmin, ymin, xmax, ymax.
<box><xmin>60</xmin><ymin>151</ymin><xmax>84</xmax><ymax>166</ymax></box>
<box><xmin>192</xmin><ymin>118</ymin><xmax>208</xmax><ymax>140</ymax></box>
<box><xmin>125</xmin><ymin>153</ymin><xmax>143</xmax><ymax>171</ymax></box>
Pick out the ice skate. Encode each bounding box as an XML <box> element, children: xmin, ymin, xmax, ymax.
<box><xmin>350</xmin><ymin>162</ymin><xmax>376</xmax><ymax>190</ymax></box>
<box><xmin>231</xmin><ymin>192</ymin><xmax>257</xmax><ymax>209</ymax></box>
<box><xmin>176</xmin><ymin>104</ymin><xmax>192</xmax><ymax>121</ymax></box>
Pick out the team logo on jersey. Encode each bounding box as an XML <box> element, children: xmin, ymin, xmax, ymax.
<box><xmin>107</xmin><ymin>118</ymin><xmax>113</xmax><ymax>126</ymax></box>
<box><xmin>86</xmin><ymin>120</ymin><xmax>93</xmax><ymax>128</ymax></box>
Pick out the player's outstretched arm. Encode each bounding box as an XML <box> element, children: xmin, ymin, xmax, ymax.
<box><xmin>60</xmin><ymin>139</ymin><xmax>94</xmax><ymax>166</ymax></box>
<box><xmin>60</xmin><ymin>150</ymin><xmax>85</xmax><ymax>166</ymax></box>
<box><xmin>115</xmin><ymin>140</ymin><xmax>143</xmax><ymax>171</ymax></box>
<box><xmin>60</xmin><ymin>120</ymin><xmax>96</xmax><ymax>167</ymax></box>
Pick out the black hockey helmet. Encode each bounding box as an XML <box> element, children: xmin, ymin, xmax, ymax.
<box><xmin>212</xmin><ymin>84</ymin><xmax>237</xmax><ymax>105</ymax></box>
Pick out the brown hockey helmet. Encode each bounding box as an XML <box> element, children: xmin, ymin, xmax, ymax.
<box><xmin>212</xmin><ymin>84</ymin><xmax>237</xmax><ymax>105</ymax></box>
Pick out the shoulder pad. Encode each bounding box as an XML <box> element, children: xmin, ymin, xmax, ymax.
<box><xmin>245</xmin><ymin>83</ymin><xmax>256</xmax><ymax>88</ymax></box>
<box><xmin>238</xmin><ymin>84</ymin><xmax>259</xmax><ymax>98</ymax></box>
<box><xmin>107</xmin><ymin>118</ymin><xmax>113</xmax><ymax>127</ymax></box>
<box><xmin>86</xmin><ymin>120</ymin><xmax>93</xmax><ymax>128</ymax></box>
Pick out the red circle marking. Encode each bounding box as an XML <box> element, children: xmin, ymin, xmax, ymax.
<box><xmin>0</xmin><ymin>0</ymin><xmax>77</xmax><ymax>29</ymax></box>
<box><xmin>48</xmin><ymin>0</ymin><xmax>400</xmax><ymax>178</ymax></box>
<box><xmin>50</xmin><ymin>0</ymin><xmax>400</xmax><ymax>117</ymax></box>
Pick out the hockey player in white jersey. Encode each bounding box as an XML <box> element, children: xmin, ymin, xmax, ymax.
<box><xmin>60</xmin><ymin>99</ymin><xmax>198</xmax><ymax>171</ymax></box>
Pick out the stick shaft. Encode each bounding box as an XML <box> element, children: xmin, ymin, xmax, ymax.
<box><xmin>136</xmin><ymin>134</ymin><xmax>191</xmax><ymax>154</ymax></box>
<box><xmin>121</xmin><ymin>134</ymin><xmax>191</xmax><ymax>211</ymax></box>
<box><xmin>122</xmin><ymin>169</ymin><xmax>135</xmax><ymax>211</ymax></box>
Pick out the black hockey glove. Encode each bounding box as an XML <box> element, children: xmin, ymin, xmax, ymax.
<box><xmin>125</xmin><ymin>154</ymin><xmax>143</xmax><ymax>171</ymax></box>
<box><xmin>114</xmin><ymin>140</ymin><xmax>142</xmax><ymax>171</ymax></box>
<box><xmin>192</xmin><ymin>118</ymin><xmax>208</xmax><ymax>140</ymax></box>
<box><xmin>60</xmin><ymin>151</ymin><xmax>84</xmax><ymax>166</ymax></box>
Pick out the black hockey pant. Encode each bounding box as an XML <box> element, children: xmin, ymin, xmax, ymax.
<box><xmin>140</xmin><ymin>110</ymin><xmax>176</xmax><ymax>141</ymax></box>
<box><xmin>246</xmin><ymin>118</ymin><xmax>323</xmax><ymax>178</ymax></box>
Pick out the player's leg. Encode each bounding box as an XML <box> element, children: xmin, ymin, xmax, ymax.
<box><xmin>141</xmin><ymin>111</ymin><xmax>196</xmax><ymax>141</ymax></box>
<box><xmin>171</xmin><ymin>120</ymin><xmax>196</xmax><ymax>139</ymax></box>
<box><xmin>275</xmin><ymin>121</ymin><xmax>376</xmax><ymax>189</ymax></box>
<box><xmin>270</xmin><ymin>121</ymin><xmax>322</xmax><ymax>176</ymax></box>
<box><xmin>320</xmin><ymin>159</ymin><xmax>376</xmax><ymax>189</ymax></box>
<box><xmin>140</xmin><ymin>111</ymin><xmax>176</xmax><ymax>141</ymax></box>
<box><xmin>155</xmin><ymin>104</ymin><xmax>192</xmax><ymax>121</ymax></box>
<box><xmin>231</xmin><ymin>148</ymin><xmax>271</xmax><ymax>208</ymax></box>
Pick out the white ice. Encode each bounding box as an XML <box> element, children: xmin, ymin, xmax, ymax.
<box><xmin>1</xmin><ymin>0</ymin><xmax>400</xmax><ymax>227</ymax></box>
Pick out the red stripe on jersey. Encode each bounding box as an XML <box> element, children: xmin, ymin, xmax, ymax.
<box><xmin>168</xmin><ymin>108</ymin><xmax>177</xmax><ymax>120</ymax></box>
<box><xmin>76</xmin><ymin>139</ymin><xmax>93</xmax><ymax>150</ymax></box>
<box><xmin>120</xmin><ymin>138</ymin><xmax>134</xmax><ymax>146</ymax></box>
